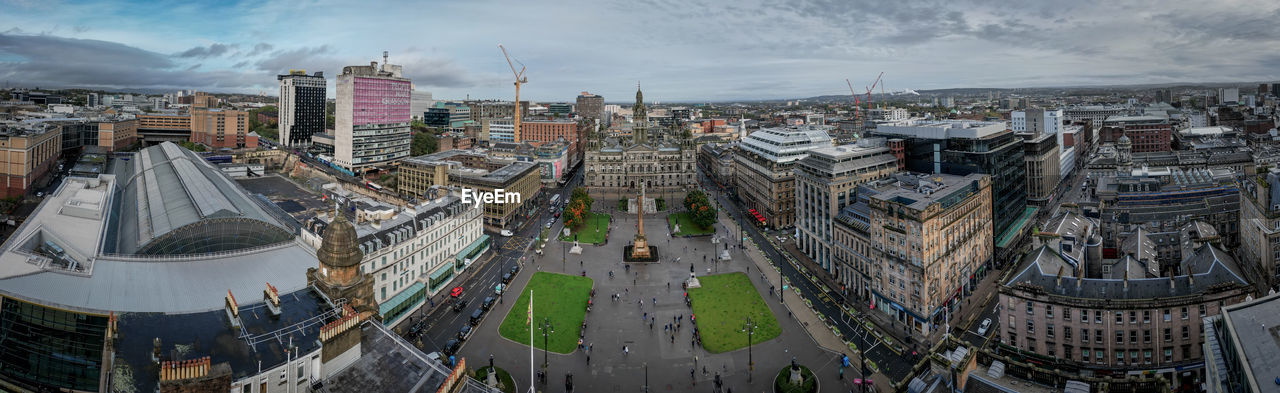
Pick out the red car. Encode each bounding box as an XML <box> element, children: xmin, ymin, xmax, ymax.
<box><xmin>450</xmin><ymin>286</ymin><xmax>464</xmax><ymax>298</ymax></box>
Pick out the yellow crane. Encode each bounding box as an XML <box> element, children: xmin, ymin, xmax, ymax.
<box><xmin>499</xmin><ymin>44</ymin><xmax>527</xmax><ymax>142</ymax></box>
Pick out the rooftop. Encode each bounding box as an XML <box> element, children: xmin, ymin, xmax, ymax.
<box><xmin>862</xmin><ymin>172</ymin><xmax>987</xmax><ymax>212</ymax></box>
<box><xmin>1007</xmin><ymin>243</ymin><xmax>1248</xmax><ymax>301</ymax></box>
<box><xmin>874</xmin><ymin>120</ymin><xmax>1008</xmax><ymax>140</ymax></box>
<box><xmin>1219</xmin><ymin>292</ymin><xmax>1280</xmax><ymax>393</ymax></box>
<box><xmin>314</xmin><ymin>322</ymin><xmax>498</xmax><ymax>393</ymax></box>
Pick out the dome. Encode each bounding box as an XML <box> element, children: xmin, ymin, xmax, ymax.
<box><xmin>318</xmin><ymin>212</ymin><xmax>363</xmax><ymax>268</ymax></box>
<box><xmin>1117</xmin><ymin>133</ymin><xmax>1131</xmax><ymax>145</ymax></box>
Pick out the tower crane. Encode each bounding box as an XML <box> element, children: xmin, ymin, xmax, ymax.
<box><xmin>865</xmin><ymin>72</ymin><xmax>884</xmax><ymax>113</ymax></box>
<box><xmin>499</xmin><ymin>44</ymin><xmax>527</xmax><ymax>142</ymax></box>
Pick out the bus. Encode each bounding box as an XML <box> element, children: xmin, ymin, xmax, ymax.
<box><xmin>366</xmin><ymin>181</ymin><xmax>384</xmax><ymax>191</ymax></box>
<box><xmin>549</xmin><ymin>194</ymin><xmax>560</xmax><ymax>207</ymax></box>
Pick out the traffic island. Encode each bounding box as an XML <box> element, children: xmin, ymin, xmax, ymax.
<box><xmin>497</xmin><ymin>272</ymin><xmax>593</xmax><ymax>354</ymax></box>
<box><xmin>623</xmin><ymin>245</ymin><xmax>660</xmax><ymax>262</ymax></box>
<box><xmin>686</xmin><ymin>272</ymin><xmax>781</xmax><ymax>353</ymax></box>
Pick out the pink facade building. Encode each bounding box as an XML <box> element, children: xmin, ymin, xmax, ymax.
<box><xmin>335</xmin><ymin>58</ymin><xmax>412</xmax><ymax>171</ymax></box>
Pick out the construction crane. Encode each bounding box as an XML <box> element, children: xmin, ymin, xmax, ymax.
<box><xmin>865</xmin><ymin>72</ymin><xmax>884</xmax><ymax>112</ymax></box>
<box><xmin>499</xmin><ymin>44</ymin><xmax>527</xmax><ymax>142</ymax></box>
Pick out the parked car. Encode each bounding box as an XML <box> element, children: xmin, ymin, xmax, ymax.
<box><xmin>482</xmin><ymin>296</ymin><xmax>496</xmax><ymax>310</ymax></box>
<box><xmin>500</xmin><ymin>230</ymin><xmax>513</xmax><ymax>237</ymax></box>
<box><xmin>510</xmin><ymin>264</ymin><xmax>520</xmax><ymax>275</ymax></box>
<box><xmin>502</xmin><ymin>272</ymin><xmax>513</xmax><ymax>284</ymax></box>
<box><xmin>452</xmin><ymin>299</ymin><xmax>469</xmax><ymax>312</ymax></box>
<box><xmin>470</xmin><ymin>308</ymin><xmax>485</xmax><ymax>325</ymax></box>
<box><xmin>494</xmin><ymin>284</ymin><xmax>505</xmax><ymax>295</ymax></box>
<box><xmin>458</xmin><ymin>325</ymin><xmax>473</xmax><ymax>340</ymax></box>
<box><xmin>443</xmin><ymin>339</ymin><xmax>460</xmax><ymax>355</ymax></box>
<box><xmin>977</xmin><ymin>318</ymin><xmax>992</xmax><ymax>336</ymax></box>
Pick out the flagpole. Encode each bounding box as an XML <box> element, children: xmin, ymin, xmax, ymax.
<box><xmin>529</xmin><ymin>289</ymin><xmax>535</xmax><ymax>393</ymax></box>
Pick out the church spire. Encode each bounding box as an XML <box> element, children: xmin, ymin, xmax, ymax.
<box><xmin>633</xmin><ymin>82</ymin><xmax>647</xmax><ymax>145</ymax></box>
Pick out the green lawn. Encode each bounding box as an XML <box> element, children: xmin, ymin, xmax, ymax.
<box><xmin>687</xmin><ymin>272</ymin><xmax>781</xmax><ymax>353</ymax></box>
<box><xmin>668</xmin><ymin>212</ymin><xmax>715</xmax><ymax>236</ymax></box>
<box><xmin>560</xmin><ymin>212</ymin><xmax>610</xmax><ymax>244</ymax></box>
<box><xmin>498</xmin><ymin>272</ymin><xmax>593</xmax><ymax>354</ymax></box>
<box><xmin>473</xmin><ymin>366</ymin><xmax>516</xmax><ymax>393</ymax></box>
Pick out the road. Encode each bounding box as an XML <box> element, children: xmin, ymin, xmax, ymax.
<box><xmin>410</xmin><ymin>163</ymin><xmax>585</xmax><ymax>357</ymax></box>
<box><xmin>698</xmin><ymin>171</ymin><xmax>918</xmax><ymax>382</ymax></box>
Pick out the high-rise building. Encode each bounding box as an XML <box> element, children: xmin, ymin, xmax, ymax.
<box><xmin>794</xmin><ymin>139</ymin><xmax>898</xmax><ymax>276</ymax></box>
<box><xmin>98</xmin><ymin>118</ymin><xmax>138</xmax><ymax>152</ymax></box>
<box><xmin>1218</xmin><ymin>87</ymin><xmax>1240</xmax><ymax>104</ymax></box>
<box><xmin>335</xmin><ymin>59</ymin><xmax>412</xmax><ymax>171</ymax></box>
<box><xmin>835</xmin><ymin>172</ymin><xmax>992</xmax><ymax>335</ymax></box>
<box><xmin>485</xmin><ymin>118</ymin><xmax>515</xmax><ymax>143</ymax></box>
<box><xmin>277</xmin><ymin>70</ymin><xmax>327</xmax><ymax>146</ymax></box>
<box><xmin>1238</xmin><ymin>168</ymin><xmax>1280</xmax><ymax>290</ymax></box>
<box><xmin>873</xmin><ymin>120</ymin><xmax>1028</xmax><ymax>262</ymax></box>
<box><xmin>86</xmin><ymin>92</ymin><xmax>99</xmax><ymax>107</ymax></box>
<box><xmin>734</xmin><ymin>126</ymin><xmax>834</xmax><ymax>229</ymax></box>
<box><xmin>577</xmin><ymin>92</ymin><xmax>605</xmax><ymax>122</ymax></box>
<box><xmin>1020</xmin><ymin>131</ymin><xmax>1060</xmax><ymax>207</ymax></box>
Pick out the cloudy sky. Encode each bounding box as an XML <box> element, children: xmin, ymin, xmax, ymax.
<box><xmin>0</xmin><ymin>0</ymin><xmax>1277</xmax><ymax>102</ymax></box>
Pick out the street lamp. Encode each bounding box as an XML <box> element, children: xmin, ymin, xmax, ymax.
<box><xmin>742</xmin><ymin>317</ymin><xmax>757</xmax><ymax>382</ymax></box>
<box><xmin>539</xmin><ymin>317</ymin><xmax>555</xmax><ymax>370</ymax></box>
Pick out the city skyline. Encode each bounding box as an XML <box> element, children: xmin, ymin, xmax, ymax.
<box><xmin>0</xmin><ymin>0</ymin><xmax>1278</xmax><ymax>102</ymax></box>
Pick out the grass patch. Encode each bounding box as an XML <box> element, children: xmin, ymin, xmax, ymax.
<box><xmin>473</xmin><ymin>366</ymin><xmax>516</xmax><ymax>393</ymax></box>
<box><xmin>560</xmin><ymin>212</ymin><xmax>610</xmax><ymax>244</ymax></box>
<box><xmin>498</xmin><ymin>272</ymin><xmax>593</xmax><ymax>354</ymax></box>
<box><xmin>668</xmin><ymin>212</ymin><xmax>715</xmax><ymax>236</ymax></box>
<box><xmin>687</xmin><ymin>272</ymin><xmax>781</xmax><ymax>353</ymax></box>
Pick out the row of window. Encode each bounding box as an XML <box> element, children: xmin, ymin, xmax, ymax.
<box><xmin>1016</xmin><ymin>299</ymin><xmax>1207</xmax><ymax>324</ymax></box>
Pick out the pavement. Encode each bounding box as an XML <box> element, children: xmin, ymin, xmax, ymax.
<box><xmin>456</xmin><ymin>199</ymin><xmax>867</xmax><ymax>393</ymax></box>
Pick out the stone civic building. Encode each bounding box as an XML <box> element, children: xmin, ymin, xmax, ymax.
<box><xmin>584</xmin><ymin>86</ymin><xmax>697</xmax><ymax>203</ymax></box>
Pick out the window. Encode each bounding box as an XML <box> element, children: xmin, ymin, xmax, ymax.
<box><xmin>1164</xmin><ymin>348</ymin><xmax>1173</xmax><ymax>362</ymax></box>
<box><xmin>1047</xmin><ymin>324</ymin><xmax>1055</xmax><ymax>338</ymax></box>
<box><xmin>1065</xmin><ymin>327</ymin><xmax>1072</xmax><ymax>341</ymax></box>
<box><xmin>1143</xmin><ymin>350</ymin><xmax>1152</xmax><ymax>365</ymax></box>
<box><xmin>1027</xmin><ymin>320</ymin><xmax>1035</xmax><ymax>334</ymax></box>
<box><xmin>1095</xmin><ymin>329</ymin><xmax>1103</xmax><ymax>344</ymax></box>
<box><xmin>1199</xmin><ymin>304</ymin><xmax>1206</xmax><ymax>317</ymax></box>
<box><xmin>1164</xmin><ymin>328</ymin><xmax>1172</xmax><ymax>342</ymax></box>
<box><xmin>1081</xmin><ymin>310</ymin><xmax>1089</xmax><ymax>323</ymax></box>
<box><xmin>1129</xmin><ymin>311</ymin><xmax>1137</xmax><ymax>324</ymax></box>
<box><xmin>1116</xmin><ymin>330</ymin><xmax>1124</xmax><ymax>344</ymax></box>
<box><xmin>1047</xmin><ymin>342</ymin><xmax>1056</xmax><ymax>358</ymax></box>
<box><xmin>1144</xmin><ymin>329</ymin><xmax>1151</xmax><ymax>343</ymax></box>
<box><xmin>1096</xmin><ymin>350</ymin><xmax>1104</xmax><ymax>362</ymax></box>
<box><xmin>1095</xmin><ymin>311</ymin><xmax>1103</xmax><ymax>324</ymax></box>
<box><xmin>1009</xmin><ymin>315</ymin><xmax>1016</xmax><ymax>332</ymax></box>
<box><xmin>1009</xmin><ymin>332</ymin><xmax>1017</xmax><ymax>344</ymax></box>
<box><xmin>1046</xmin><ymin>305</ymin><xmax>1054</xmax><ymax>319</ymax></box>
<box><xmin>1182</xmin><ymin>344</ymin><xmax>1192</xmax><ymax>359</ymax></box>
<box><xmin>1164</xmin><ymin>309</ymin><xmax>1171</xmax><ymax>322</ymax></box>
<box><xmin>1130</xmin><ymin>350</ymin><xmax>1139</xmax><ymax>363</ymax></box>
<box><xmin>1130</xmin><ymin>330</ymin><xmax>1138</xmax><ymax>344</ymax></box>
<box><xmin>1027</xmin><ymin>339</ymin><xmax>1036</xmax><ymax>353</ymax></box>
<box><xmin>1181</xmin><ymin>307</ymin><xmax>1189</xmax><ymax>320</ymax></box>
<box><xmin>1182</xmin><ymin>326</ymin><xmax>1189</xmax><ymax>339</ymax></box>
<box><xmin>1081</xmin><ymin>328</ymin><xmax>1089</xmax><ymax>343</ymax></box>
<box><xmin>1064</xmin><ymin>345</ymin><xmax>1073</xmax><ymax>360</ymax></box>
<box><xmin>1115</xmin><ymin>312</ymin><xmax>1123</xmax><ymax>324</ymax></box>
<box><xmin>1027</xmin><ymin>302</ymin><xmax>1034</xmax><ymax>315</ymax></box>
<box><xmin>1143</xmin><ymin>310</ymin><xmax>1151</xmax><ymax>323</ymax></box>
<box><xmin>1116</xmin><ymin>350</ymin><xmax>1125</xmax><ymax>365</ymax></box>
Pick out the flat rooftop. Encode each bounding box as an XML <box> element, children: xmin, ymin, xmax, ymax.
<box><xmin>1221</xmin><ymin>293</ymin><xmax>1280</xmax><ymax>392</ymax></box>
<box><xmin>875</xmin><ymin>120</ymin><xmax>1007</xmax><ymax>140</ymax></box>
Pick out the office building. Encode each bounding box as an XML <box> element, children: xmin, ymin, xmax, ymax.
<box><xmin>1001</xmin><ymin>210</ymin><xmax>1250</xmax><ymax>387</ymax></box>
<box><xmin>191</xmin><ymin>91</ymin><xmax>219</xmax><ymax>108</ymax></box>
<box><xmin>835</xmin><ymin>172</ymin><xmax>992</xmax><ymax>335</ymax></box>
<box><xmin>794</xmin><ymin>139</ymin><xmax>899</xmax><ymax>275</ymax></box>
<box><xmin>1095</xmin><ymin>166</ymin><xmax>1240</xmax><ymax>253</ymax></box>
<box><xmin>335</xmin><ymin>58</ymin><xmax>412</xmax><ymax>171</ymax></box>
<box><xmin>191</xmin><ymin>107</ymin><xmax>256</xmax><ymax>149</ymax></box>
<box><xmin>577</xmin><ymin>92</ymin><xmax>605</xmax><ymax>122</ymax></box>
<box><xmin>1203</xmin><ymin>292</ymin><xmax>1280</xmax><ymax>393</ymax></box>
<box><xmin>1219</xmin><ymin>88</ymin><xmax>1240</xmax><ymax>105</ymax></box>
<box><xmin>698</xmin><ymin>142</ymin><xmax>737</xmax><ymax>189</ymax></box>
<box><xmin>485</xmin><ymin>118</ymin><xmax>515</xmax><ymax>143</ymax></box>
<box><xmin>1021</xmin><ymin>131</ymin><xmax>1061</xmax><ymax>207</ymax></box>
<box><xmin>734</xmin><ymin>126</ymin><xmax>834</xmax><ymax>229</ymax></box>
<box><xmin>409</xmin><ymin>89</ymin><xmax>434</xmax><ymax>120</ymax></box>
<box><xmin>423</xmin><ymin>107</ymin><xmax>451</xmax><ymax>128</ymax></box>
<box><xmin>278</xmin><ymin>70</ymin><xmax>327</xmax><ymax>146</ymax></box>
<box><xmin>868</xmin><ymin>107</ymin><xmax>909</xmax><ymax>122</ymax></box>
<box><xmin>97</xmin><ymin>117</ymin><xmax>138</xmax><ymax>152</ymax></box>
<box><xmin>1099</xmin><ymin>115</ymin><xmax>1173</xmax><ymax>152</ymax></box>
<box><xmin>873</xmin><ymin>120</ymin><xmax>1030</xmax><ymax>262</ymax></box>
<box><xmin>548</xmin><ymin>103</ymin><xmax>572</xmax><ymax>116</ymax></box>
<box><xmin>449</xmin><ymin>162</ymin><xmax>541</xmax><ymax>230</ymax></box>
<box><xmin>86</xmin><ymin>92</ymin><xmax>99</xmax><ymax>107</ymax></box>
<box><xmin>301</xmin><ymin>189</ymin><xmax>487</xmax><ymax>327</ymax></box>
<box><xmin>1239</xmin><ymin>168</ymin><xmax>1280</xmax><ymax>290</ymax></box>
<box><xmin>520</xmin><ymin>119</ymin><xmax>579</xmax><ymax>145</ymax></box>
<box><xmin>135</xmin><ymin>113</ymin><xmax>193</xmax><ymax>145</ymax></box>
<box><xmin>0</xmin><ymin>125</ymin><xmax>61</xmax><ymax>197</ymax></box>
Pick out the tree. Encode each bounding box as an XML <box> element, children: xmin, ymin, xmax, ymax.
<box><xmin>570</xmin><ymin>187</ymin><xmax>592</xmax><ymax>210</ymax></box>
<box><xmin>563</xmin><ymin>198</ymin><xmax>588</xmax><ymax>228</ymax></box>
<box><xmin>684</xmin><ymin>190</ymin><xmax>709</xmax><ymax>212</ymax></box>
<box><xmin>683</xmin><ymin>190</ymin><xmax>716</xmax><ymax>228</ymax></box>
<box><xmin>411</xmin><ymin>131</ymin><xmax>438</xmax><ymax>156</ymax></box>
<box><xmin>179</xmin><ymin>141</ymin><xmax>207</xmax><ymax>152</ymax></box>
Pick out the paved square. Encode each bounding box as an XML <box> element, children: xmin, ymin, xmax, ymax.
<box><xmin>688</xmin><ymin>272</ymin><xmax>781</xmax><ymax>353</ymax></box>
<box><xmin>497</xmin><ymin>272</ymin><xmax>593</xmax><ymax>353</ymax></box>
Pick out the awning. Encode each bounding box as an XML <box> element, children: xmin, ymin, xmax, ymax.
<box><xmin>454</xmin><ymin>234</ymin><xmax>492</xmax><ymax>263</ymax></box>
<box><xmin>430</xmin><ymin>264</ymin><xmax>454</xmax><ymax>281</ymax></box>
<box><xmin>379</xmin><ymin>282</ymin><xmax>426</xmax><ymax>317</ymax></box>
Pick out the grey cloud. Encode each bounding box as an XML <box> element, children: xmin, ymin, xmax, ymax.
<box><xmin>0</xmin><ymin>33</ymin><xmax>263</xmax><ymax>90</ymax></box>
<box><xmin>247</xmin><ymin>43</ymin><xmax>273</xmax><ymax>56</ymax></box>
<box><xmin>176</xmin><ymin>43</ymin><xmax>236</xmax><ymax>58</ymax></box>
<box><xmin>72</xmin><ymin>25</ymin><xmax>89</xmax><ymax>33</ymax></box>
<box><xmin>254</xmin><ymin>45</ymin><xmax>496</xmax><ymax>89</ymax></box>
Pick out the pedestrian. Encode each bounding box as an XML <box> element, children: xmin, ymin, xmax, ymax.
<box><xmin>624</xmin><ymin>346</ymin><xmax>629</xmax><ymax>355</ymax></box>
<box><xmin>633</xmin><ymin>279</ymin><xmax>637</xmax><ymax>285</ymax></box>
<box><xmin>667</xmin><ymin>282</ymin><xmax>670</xmax><ymax>290</ymax></box>
<box><xmin>653</xmin><ymin>297</ymin><xmax>656</xmax><ymax>305</ymax></box>
<box><xmin>644</xmin><ymin>312</ymin><xmax>647</xmax><ymax>320</ymax></box>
